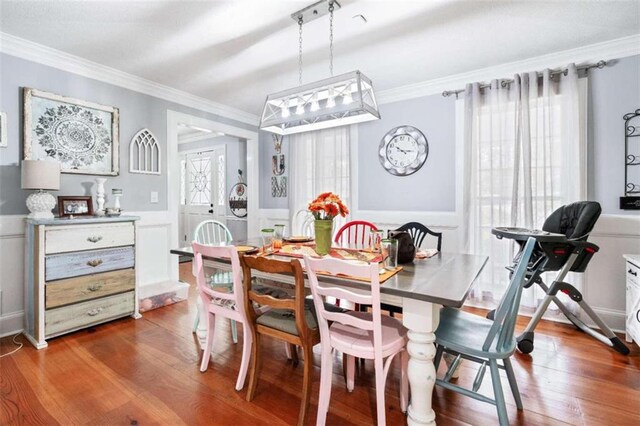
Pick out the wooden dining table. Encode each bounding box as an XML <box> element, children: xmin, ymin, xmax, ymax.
<box><xmin>170</xmin><ymin>241</ymin><xmax>488</xmax><ymax>426</ymax></box>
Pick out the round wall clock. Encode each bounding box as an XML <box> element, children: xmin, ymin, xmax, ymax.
<box><xmin>378</xmin><ymin>125</ymin><xmax>429</xmax><ymax>176</ymax></box>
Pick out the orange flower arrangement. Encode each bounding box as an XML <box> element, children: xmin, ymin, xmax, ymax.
<box><xmin>308</xmin><ymin>192</ymin><xmax>349</xmax><ymax>220</ymax></box>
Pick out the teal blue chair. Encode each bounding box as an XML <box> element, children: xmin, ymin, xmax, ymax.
<box><xmin>192</xmin><ymin>220</ymin><xmax>238</xmax><ymax>343</ymax></box>
<box><xmin>434</xmin><ymin>237</ymin><xmax>537</xmax><ymax>425</ymax></box>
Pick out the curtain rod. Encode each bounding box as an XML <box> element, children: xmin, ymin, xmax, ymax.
<box><xmin>442</xmin><ymin>60</ymin><xmax>607</xmax><ymax>98</ymax></box>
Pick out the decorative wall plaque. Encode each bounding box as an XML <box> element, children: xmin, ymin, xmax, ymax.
<box><xmin>23</xmin><ymin>88</ymin><xmax>119</xmax><ymax>176</ymax></box>
<box><xmin>229</xmin><ymin>169</ymin><xmax>248</xmax><ymax>218</ymax></box>
<box><xmin>129</xmin><ymin>128</ymin><xmax>160</xmax><ymax>175</ymax></box>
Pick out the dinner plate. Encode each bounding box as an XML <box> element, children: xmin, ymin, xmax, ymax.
<box><xmin>283</xmin><ymin>236</ymin><xmax>314</xmax><ymax>243</ymax></box>
<box><xmin>235</xmin><ymin>245</ymin><xmax>259</xmax><ymax>254</ymax></box>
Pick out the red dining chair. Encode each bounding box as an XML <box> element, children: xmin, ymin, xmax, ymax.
<box><xmin>334</xmin><ymin>220</ymin><xmax>378</xmax><ymax>250</ymax></box>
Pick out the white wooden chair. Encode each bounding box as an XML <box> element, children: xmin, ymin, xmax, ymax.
<box><xmin>293</xmin><ymin>209</ymin><xmax>315</xmax><ymax>237</ymax></box>
<box><xmin>192</xmin><ymin>220</ymin><xmax>238</xmax><ymax>343</ymax></box>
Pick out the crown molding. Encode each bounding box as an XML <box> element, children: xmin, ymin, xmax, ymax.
<box><xmin>0</xmin><ymin>32</ymin><xmax>259</xmax><ymax>126</ymax></box>
<box><xmin>377</xmin><ymin>33</ymin><xmax>640</xmax><ymax>105</ymax></box>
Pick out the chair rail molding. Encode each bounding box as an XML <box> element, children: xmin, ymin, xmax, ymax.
<box><xmin>377</xmin><ymin>34</ymin><xmax>640</xmax><ymax>105</ymax></box>
<box><xmin>0</xmin><ymin>32</ymin><xmax>258</xmax><ymax>126</ymax></box>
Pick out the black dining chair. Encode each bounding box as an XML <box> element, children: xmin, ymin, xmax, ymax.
<box><xmin>395</xmin><ymin>221</ymin><xmax>442</xmax><ymax>251</ymax></box>
<box><xmin>383</xmin><ymin>222</ymin><xmax>443</xmax><ymax>317</ymax></box>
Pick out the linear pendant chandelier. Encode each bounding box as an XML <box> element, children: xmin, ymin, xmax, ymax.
<box><xmin>259</xmin><ymin>0</ymin><xmax>380</xmax><ymax>135</ymax></box>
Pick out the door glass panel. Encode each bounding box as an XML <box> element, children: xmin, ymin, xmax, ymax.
<box><xmin>189</xmin><ymin>157</ymin><xmax>211</xmax><ymax>205</ymax></box>
<box><xmin>217</xmin><ymin>153</ymin><xmax>225</xmax><ymax>207</ymax></box>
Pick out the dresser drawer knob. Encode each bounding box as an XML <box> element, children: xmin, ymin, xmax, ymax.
<box><xmin>87</xmin><ymin>283</ymin><xmax>104</xmax><ymax>292</ymax></box>
<box><xmin>87</xmin><ymin>236</ymin><xmax>103</xmax><ymax>243</ymax></box>
<box><xmin>629</xmin><ymin>269</ymin><xmax>638</xmax><ymax>277</ymax></box>
<box><xmin>87</xmin><ymin>307</ymin><xmax>104</xmax><ymax>316</ymax></box>
<box><xmin>87</xmin><ymin>259</ymin><xmax>103</xmax><ymax>267</ymax></box>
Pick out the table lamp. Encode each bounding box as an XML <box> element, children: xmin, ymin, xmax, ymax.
<box><xmin>21</xmin><ymin>160</ymin><xmax>61</xmax><ymax>219</ymax></box>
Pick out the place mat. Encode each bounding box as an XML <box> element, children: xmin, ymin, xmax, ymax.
<box><xmin>328</xmin><ymin>266</ymin><xmax>403</xmax><ymax>284</ymax></box>
<box><xmin>276</xmin><ymin>243</ymin><xmax>383</xmax><ymax>263</ymax></box>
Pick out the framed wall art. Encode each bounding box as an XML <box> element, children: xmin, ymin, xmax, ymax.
<box><xmin>23</xmin><ymin>88</ymin><xmax>120</xmax><ymax>176</ymax></box>
<box><xmin>57</xmin><ymin>196</ymin><xmax>94</xmax><ymax>217</ymax></box>
<box><xmin>0</xmin><ymin>111</ymin><xmax>7</xmax><ymax>148</ymax></box>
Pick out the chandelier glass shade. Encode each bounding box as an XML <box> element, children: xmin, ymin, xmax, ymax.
<box><xmin>260</xmin><ymin>70</ymin><xmax>379</xmax><ymax>135</ymax></box>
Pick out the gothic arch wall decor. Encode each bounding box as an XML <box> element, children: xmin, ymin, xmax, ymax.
<box><xmin>129</xmin><ymin>128</ymin><xmax>161</xmax><ymax>175</ymax></box>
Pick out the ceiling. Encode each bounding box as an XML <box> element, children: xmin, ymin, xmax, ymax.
<box><xmin>1</xmin><ymin>0</ymin><xmax>639</xmax><ymax>115</ymax></box>
<box><xmin>177</xmin><ymin>123</ymin><xmax>224</xmax><ymax>144</ymax></box>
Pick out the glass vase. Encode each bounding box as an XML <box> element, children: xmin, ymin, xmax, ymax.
<box><xmin>314</xmin><ymin>219</ymin><xmax>333</xmax><ymax>256</ymax></box>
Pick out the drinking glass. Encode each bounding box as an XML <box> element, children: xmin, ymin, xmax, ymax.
<box><xmin>381</xmin><ymin>238</ymin><xmax>398</xmax><ymax>271</ymax></box>
<box><xmin>371</xmin><ymin>230</ymin><xmax>385</xmax><ymax>252</ymax></box>
<box><xmin>261</xmin><ymin>228</ymin><xmax>274</xmax><ymax>251</ymax></box>
<box><xmin>273</xmin><ymin>224</ymin><xmax>286</xmax><ymax>250</ymax></box>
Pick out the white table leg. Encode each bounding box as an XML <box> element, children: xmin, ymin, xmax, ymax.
<box><xmin>402</xmin><ymin>298</ymin><xmax>441</xmax><ymax>425</ymax></box>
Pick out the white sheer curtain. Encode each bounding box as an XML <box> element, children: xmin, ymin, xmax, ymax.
<box><xmin>288</xmin><ymin>126</ymin><xmax>351</xmax><ymax>233</ymax></box>
<box><xmin>462</xmin><ymin>64</ymin><xmax>587</xmax><ymax>312</ymax></box>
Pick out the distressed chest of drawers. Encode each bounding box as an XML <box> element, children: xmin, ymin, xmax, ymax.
<box><xmin>625</xmin><ymin>254</ymin><xmax>640</xmax><ymax>348</ymax></box>
<box><xmin>24</xmin><ymin>216</ymin><xmax>140</xmax><ymax>349</ymax></box>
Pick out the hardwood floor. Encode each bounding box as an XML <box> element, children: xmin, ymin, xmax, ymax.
<box><xmin>2</xmin><ymin>261</ymin><xmax>639</xmax><ymax>425</ymax></box>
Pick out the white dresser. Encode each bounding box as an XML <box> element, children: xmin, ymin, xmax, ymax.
<box><xmin>625</xmin><ymin>254</ymin><xmax>640</xmax><ymax>347</ymax></box>
<box><xmin>24</xmin><ymin>216</ymin><xmax>140</xmax><ymax>349</ymax></box>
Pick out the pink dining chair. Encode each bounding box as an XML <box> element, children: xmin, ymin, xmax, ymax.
<box><xmin>304</xmin><ymin>256</ymin><xmax>409</xmax><ymax>425</ymax></box>
<box><xmin>192</xmin><ymin>242</ymin><xmax>252</xmax><ymax>391</ymax></box>
<box><xmin>333</xmin><ymin>220</ymin><xmax>378</xmax><ymax>250</ymax></box>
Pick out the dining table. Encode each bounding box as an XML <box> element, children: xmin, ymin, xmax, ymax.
<box><xmin>170</xmin><ymin>240</ymin><xmax>488</xmax><ymax>426</ymax></box>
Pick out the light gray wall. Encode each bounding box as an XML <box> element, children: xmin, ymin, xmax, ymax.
<box><xmin>357</xmin><ymin>95</ymin><xmax>456</xmax><ymax>211</ymax></box>
<box><xmin>256</xmin><ymin>93</ymin><xmax>455</xmax><ymax>212</ymax></box>
<box><xmin>588</xmin><ymin>54</ymin><xmax>640</xmax><ymax>214</ymax></box>
<box><xmin>178</xmin><ymin>135</ymin><xmax>247</xmax><ymax>216</ymax></box>
<box><xmin>0</xmin><ymin>53</ymin><xmax>256</xmax><ymax>215</ymax></box>
<box><xmin>259</xmin><ymin>55</ymin><xmax>640</xmax><ymax>216</ymax></box>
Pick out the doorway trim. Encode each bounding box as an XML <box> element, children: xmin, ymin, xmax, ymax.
<box><xmin>167</xmin><ymin>110</ymin><xmax>259</xmax><ymax>281</ymax></box>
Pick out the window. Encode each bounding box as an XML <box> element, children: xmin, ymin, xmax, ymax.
<box><xmin>462</xmin><ymin>76</ymin><xmax>587</xmax><ymax>309</ymax></box>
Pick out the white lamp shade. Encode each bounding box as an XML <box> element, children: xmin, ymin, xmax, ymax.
<box><xmin>21</xmin><ymin>160</ymin><xmax>61</xmax><ymax>191</ymax></box>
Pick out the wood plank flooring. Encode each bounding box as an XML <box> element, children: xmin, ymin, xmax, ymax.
<box><xmin>2</xmin><ymin>261</ymin><xmax>639</xmax><ymax>425</ymax></box>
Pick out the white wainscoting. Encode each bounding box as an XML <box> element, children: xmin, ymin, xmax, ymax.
<box><xmin>258</xmin><ymin>208</ymin><xmax>638</xmax><ymax>332</ymax></box>
<box><xmin>0</xmin><ymin>210</ymin><xmax>178</xmax><ymax>337</ymax></box>
<box><xmin>584</xmin><ymin>214</ymin><xmax>640</xmax><ymax>332</ymax></box>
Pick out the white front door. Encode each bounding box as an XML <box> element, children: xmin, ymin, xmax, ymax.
<box><xmin>179</xmin><ymin>146</ymin><xmax>226</xmax><ymax>244</ymax></box>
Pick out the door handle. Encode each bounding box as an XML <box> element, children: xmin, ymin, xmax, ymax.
<box><xmin>208</xmin><ymin>209</ymin><xmax>214</xmax><ymax>214</ymax></box>
<box><xmin>629</xmin><ymin>269</ymin><xmax>638</xmax><ymax>277</ymax></box>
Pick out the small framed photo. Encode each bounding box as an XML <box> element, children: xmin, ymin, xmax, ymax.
<box><xmin>0</xmin><ymin>111</ymin><xmax>7</xmax><ymax>148</ymax></box>
<box><xmin>58</xmin><ymin>196</ymin><xmax>94</xmax><ymax>217</ymax></box>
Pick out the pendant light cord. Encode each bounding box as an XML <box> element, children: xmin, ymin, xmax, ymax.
<box><xmin>329</xmin><ymin>1</ymin><xmax>334</xmax><ymax>76</ymax></box>
<box><xmin>298</xmin><ymin>16</ymin><xmax>304</xmax><ymax>86</ymax></box>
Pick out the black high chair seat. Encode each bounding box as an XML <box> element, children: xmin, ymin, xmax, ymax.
<box><xmin>491</xmin><ymin>202</ymin><xmax>630</xmax><ymax>355</ymax></box>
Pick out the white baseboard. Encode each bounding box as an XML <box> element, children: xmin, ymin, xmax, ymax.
<box><xmin>0</xmin><ymin>311</ymin><xmax>24</xmax><ymax>338</ymax></box>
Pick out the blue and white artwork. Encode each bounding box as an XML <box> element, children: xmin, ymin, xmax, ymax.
<box><xmin>24</xmin><ymin>88</ymin><xmax>120</xmax><ymax>175</ymax></box>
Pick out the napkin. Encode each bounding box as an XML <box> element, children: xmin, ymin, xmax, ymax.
<box><xmin>416</xmin><ymin>249</ymin><xmax>439</xmax><ymax>259</ymax></box>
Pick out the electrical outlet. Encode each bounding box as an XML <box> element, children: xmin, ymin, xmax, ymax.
<box><xmin>150</xmin><ymin>191</ymin><xmax>159</xmax><ymax>203</ymax></box>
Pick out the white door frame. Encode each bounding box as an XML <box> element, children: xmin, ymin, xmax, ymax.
<box><xmin>167</xmin><ymin>110</ymin><xmax>259</xmax><ymax>282</ymax></box>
